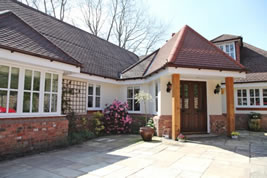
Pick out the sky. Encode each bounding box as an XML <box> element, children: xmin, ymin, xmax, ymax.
<box><xmin>143</xmin><ymin>0</ymin><xmax>267</xmax><ymax>50</ymax></box>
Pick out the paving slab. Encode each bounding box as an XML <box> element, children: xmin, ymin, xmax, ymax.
<box><xmin>0</xmin><ymin>131</ymin><xmax>266</xmax><ymax>178</ymax></box>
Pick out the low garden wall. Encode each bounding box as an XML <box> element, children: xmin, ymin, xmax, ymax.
<box><xmin>0</xmin><ymin>116</ymin><xmax>68</xmax><ymax>158</ymax></box>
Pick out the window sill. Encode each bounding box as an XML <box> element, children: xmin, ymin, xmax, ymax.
<box><xmin>0</xmin><ymin>113</ymin><xmax>65</xmax><ymax>119</ymax></box>
<box><xmin>236</xmin><ymin>107</ymin><xmax>267</xmax><ymax>111</ymax></box>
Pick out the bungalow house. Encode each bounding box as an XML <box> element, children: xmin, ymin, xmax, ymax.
<box><xmin>0</xmin><ymin>0</ymin><xmax>265</xmax><ymax>155</ymax></box>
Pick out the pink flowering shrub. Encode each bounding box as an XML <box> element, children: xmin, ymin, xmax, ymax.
<box><xmin>103</xmin><ymin>100</ymin><xmax>132</xmax><ymax>134</ymax></box>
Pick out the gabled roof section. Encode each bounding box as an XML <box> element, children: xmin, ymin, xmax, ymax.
<box><xmin>0</xmin><ymin>10</ymin><xmax>81</xmax><ymax>66</ymax></box>
<box><xmin>240</xmin><ymin>42</ymin><xmax>267</xmax><ymax>73</ymax></box>
<box><xmin>140</xmin><ymin>25</ymin><xmax>245</xmax><ymax>77</ymax></box>
<box><xmin>211</xmin><ymin>34</ymin><xmax>242</xmax><ymax>43</ymax></box>
<box><xmin>235</xmin><ymin>72</ymin><xmax>267</xmax><ymax>83</ymax></box>
<box><xmin>0</xmin><ymin>0</ymin><xmax>138</xmax><ymax>79</ymax></box>
<box><xmin>121</xmin><ymin>50</ymin><xmax>159</xmax><ymax>79</ymax></box>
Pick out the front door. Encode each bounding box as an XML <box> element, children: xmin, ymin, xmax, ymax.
<box><xmin>180</xmin><ymin>81</ymin><xmax>207</xmax><ymax>133</ymax></box>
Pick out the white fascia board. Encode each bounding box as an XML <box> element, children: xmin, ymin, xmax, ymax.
<box><xmin>167</xmin><ymin>67</ymin><xmax>246</xmax><ymax>78</ymax></box>
<box><xmin>221</xmin><ymin>82</ymin><xmax>267</xmax><ymax>88</ymax></box>
<box><xmin>0</xmin><ymin>48</ymin><xmax>80</xmax><ymax>73</ymax></box>
<box><xmin>67</xmin><ymin>67</ymin><xmax>246</xmax><ymax>85</ymax></box>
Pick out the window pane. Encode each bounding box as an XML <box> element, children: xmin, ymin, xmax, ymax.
<box><xmin>256</xmin><ymin>98</ymin><xmax>260</xmax><ymax>106</ymax></box>
<box><xmin>230</xmin><ymin>53</ymin><xmax>234</xmax><ymax>58</ymax></box>
<box><xmin>134</xmin><ymin>99</ymin><xmax>140</xmax><ymax>111</ymax></box>
<box><xmin>0</xmin><ymin>90</ymin><xmax>7</xmax><ymax>113</ymax></box>
<box><xmin>237</xmin><ymin>90</ymin><xmax>241</xmax><ymax>97</ymax></box>
<box><xmin>45</xmin><ymin>73</ymin><xmax>52</xmax><ymax>92</ymax></box>
<box><xmin>96</xmin><ymin>85</ymin><xmax>100</xmax><ymax>96</ymax></box>
<box><xmin>52</xmin><ymin>74</ymin><xmax>58</xmax><ymax>92</ymax></box>
<box><xmin>155</xmin><ymin>84</ymin><xmax>158</xmax><ymax>97</ymax></box>
<box><xmin>263</xmin><ymin>89</ymin><xmax>267</xmax><ymax>97</ymax></box>
<box><xmin>88</xmin><ymin>96</ymin><xmax>93</xmax><ymax>107</ymax></box>
<box><xmin>242</xmin><ymin>89</ymin><xmax>247</xmax><ymax>97</ymax></box>
<box><xmin>127</xmin><ymin>88</ymin><xmax>133</xmax><ymax>98</ymax></box>
<box><xmin>32</xmin><ymin>93</ymin><xmax>39</xmax><ymax>112</ymax></box>
<box><xmin>238</xmin><ymin>98</ymin><xmax>242</xmax><ymax>105</ymax></box>
<box><xmin>24</xmin><ymin>70</ymin><xmax>32</xmax><ymax>90</ymax></box>
<box><xmin>51</xmin><ymin>94</ymin><xmax>57</xmax><ymax>112</ymax></box>
<box><xmin>127</xmin><ymin>99</ymin><xmax>133</xmax><ymax>111</ymax></box>
<box><xmin>255</xmin><ymin>89</ymin><xmax>259</xmax><ymax>96</ymax></box>
<box><xmin>134</xmin><ymin>88</ymin><xmax>140</xmax><ymax>95</ymax></box>
<box><xmin>33</xmin><ymin>71</ymin><xmax>41</xmax><ymax>91</ymax></box>
<box><xmin>88</xmin><ymin>85</ymin><xmax>93</xmax><ymax>95</ymax></box>
<box><xmin>95</xmin><ymin>96</ymin><xmax>100</xmax><ymax>107</ymax></box>
<box><xmin>250</xmin><ymin>89</ymin><xmax>254</xmax><ymax>97</ymax></box>
<box><xmin>219</xmin><ymin>46</ymin><xmax>224</xmax><ymax>50</ymax></box>
<box><xmin>264</xmin><ymin>98</ymin><xmax>267</xmax><ymax>106</ymax></box>
<box><xmin>155</xmin><ymin>98</ymin><xmax>158</xmax><ymax>112</ymax></box>
<box><xmin>23</xmin><ymin>92</ymin><xmax>31</xmax><ymax>112</ymax></box>
<box><xmin>0</xmin><ymin>65</ymin><xmax>9</xmax><ymax>89</ymax></box>
<box><xmin>9</xmin><ymin>91</ymin><xmax>17</xmax><ymax>113</ymax></box>
<box><xmin>44</xmin><ymin>94</ymin><xmax>50</xmax><ymax>112</ymax></box>
<box><xmin>230</xmin><ymin>44</ymin><xmax>234</xmax><ymax>52</ymax></box>
<box><xmin>250</xmin><ymin>98</ymin><xmax>254</xmax><ymax>106</ymax></box>
<box><xmin>226</xmin><ymin>45</ymin><xmax>229</xmax><ymax>52</ymax></box>
<box><xmin>243</xmin><ymin>98</ymin><xmax>247</xmax><ymax>105</ymax></box>
<box><xmin>11</xmin><ymin>68</ymin><xmax>19</xmax><ymax>89</ymax></box>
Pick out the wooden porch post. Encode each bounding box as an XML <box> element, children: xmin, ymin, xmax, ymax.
<box><xmin>172</xmin><ymin>74</ymin><xmax>181</xmax><ymax>140</ymax></box>
<box><xmin>225</xmin><ymin>77</ymin><xmax>235</xmax><ymax>136</ymax></box>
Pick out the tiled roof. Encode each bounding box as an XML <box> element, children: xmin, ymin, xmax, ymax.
<box><xmin>240</xmin><ymin>42</ymin><xmax>267</xmax><ymax>73</ymax></box>
<box><xmin>211</xmin><ymin>34</ymin><xmax>242</xmax><ymax>43</ymax></box>
<box><xmin>0</xmin><ymin>11</ymin><xmax>80</xmax><ymax>66</ymax></box>
<box><xmin>0</xmin><ymin>0</ymin><xmax>138</xmax><ymax>79</ymax></box>
<box><xmin>235</xmin><ymin>72</ymin><xmax>267</xmax><ymax>83</ymax></box>
<box><xmin>121</xmin><ymin>50</ymin><xmax>158</xmax><ymax>79</ymax></box>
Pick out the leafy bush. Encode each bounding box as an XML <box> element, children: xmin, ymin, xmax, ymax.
<box><xmin>66</xmin><ymin>112</ymin><xmax>95</xmax><ymax>144</ymax></box>
<box><xmin>91</xmin><ymin>112</ymin><xmax>105</xmax><ymax>136</ymax></box>
<box><xmin>130</xmin><ymin>116</ymin><xmax>146</xmax><ymax>134</ymax></box>
<box><xmin>103</xmin><ymin>100</ymin><xmax>132</xmax><ymax>134</ymax></box>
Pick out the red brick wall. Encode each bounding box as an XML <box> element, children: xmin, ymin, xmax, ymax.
<box><xmin>153</xmin><ymin>115</ymin><xmax>172</xmax><ymax>137</ymax></box>
<box><xmin>0</xmin><ymin>116</ymin><xmax>68</xmax><ymax>157</ymax></box>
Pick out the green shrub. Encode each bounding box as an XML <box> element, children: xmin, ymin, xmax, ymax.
<box><xmin>130</xmin><ymin>116</ymin><xmax>146</xmax><ymax>134</ymax></box>
<box><xmin>68</xmin><ymin>130</ymin><xmax>95</xmax><ymax>145</ymax></box>
<box><xmin>91</xmin><ymin>112</ymin><xmax>105</xmax><ymax>136</ymax></box>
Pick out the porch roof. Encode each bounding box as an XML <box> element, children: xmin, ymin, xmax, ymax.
<box><xmin>121</xmin><ymin>25</ymin><xmax>246</xmax><ymax>79</ymax></box>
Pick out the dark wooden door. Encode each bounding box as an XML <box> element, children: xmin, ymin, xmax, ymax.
<box><xmin>180</xmin><ymin>81</ymin><xmax>207</xmax><ymax>133</ymax></box>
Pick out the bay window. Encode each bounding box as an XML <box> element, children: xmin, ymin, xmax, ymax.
<box><xmin>237</xmin><ymin>88</ymin><xmax>267</xmax><ymax>107</ymax></box>
<box><xmin>87</xmin><ymin>84</ymin><xmax>101</xmax><ymax>109</ymax></box>
<box><xmin>0</xmin><ymin>64</ymin><xmax>61</xmax><ymax>116</ymax></box>
<box><xmin>127</xmin><ymin>87</ymin><xmax>140</xmax><ymax>111</ymax></box>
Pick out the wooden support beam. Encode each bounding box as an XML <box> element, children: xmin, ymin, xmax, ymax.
<box><xmin>172</xmin><ymin>74</ymin><xmax>181</xmax><ymax>140</ymax></box>
<box><xmin>225</xmin><ymin>77</ymin><xmax>235</xmax><ymax>136</ymax></box>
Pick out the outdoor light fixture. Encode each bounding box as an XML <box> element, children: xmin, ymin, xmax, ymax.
<box><xmin>166</xmin><ymin>82</ymin><xmax>172</xmax><ymax>93</ymax></box>
<box><xmin>214</xmin><ymin>84</ymin><xmax>221</xmax><ymax>94</ymax></box>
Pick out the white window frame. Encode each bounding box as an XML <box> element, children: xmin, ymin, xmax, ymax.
<box><xmin>155</xmin><ymin>81</ymin><xmax>159</xmax><ymax>114</ymax></box>
<box><xmin>236</xmin><ymin>88</ymin><xmax>267</xmax><ymax>108</ymax></box>
<box><xmin>0</xmin><ymin>66</ymin><xmax>19</xmax><ymax>114</ymax></box>
<box><xmin>87</xmin><ymin>83</ymin><xmax>101</xmax><ymax>110</ymax></box>
<box><xmin>0</xmin><ymin>63</ymin><xmax>62</xmax><ymax>118</ymax></box>
<box><xmin>127</xmin><ymin>86</ymin><xmax>140</xmax><ymax>113</ymax></box>
<box><xmin>43</xmin><ymin>73</ymin><xmax>59</xmax><ymax>113</ymax></box>
<box><xmin>217</xmin><ymin>42</ymin><xmax>236</xmax><ymax>60</ymax></box>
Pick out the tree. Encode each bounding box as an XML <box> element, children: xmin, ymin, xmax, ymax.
<box><xmin>18</xmin><ymin>0</ymin><xmax>69</xmax><ymax>21</ymax></box>
<box><xmin>81</xmin><ymin>0</ymin><xmax>168</xmax><ymax>55</ymax></box>
<box><xmin>134</xmin><ymin>91</ymin><xmax>152</xmax><ymax>123</ymax></box>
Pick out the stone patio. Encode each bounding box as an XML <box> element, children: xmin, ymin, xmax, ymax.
<box><xmin>0</xmin><ymin>130</ymin><xmax>266</xmax><ymax>178</ymax></box>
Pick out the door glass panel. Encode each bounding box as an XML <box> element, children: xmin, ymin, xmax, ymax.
<box><xmin>184</xmin><ymin>84</ymin><xmax>189</xmax><ymax>109</ymax></box>
<box><xmin>180</xmin><ymin>85</ymin><xmax>183</xmax><ymax>108</ymax></box>
<box><xmin>194</xmin><ymin>84</ymin><xmax>198</xmax><ymax>109</ymax></box>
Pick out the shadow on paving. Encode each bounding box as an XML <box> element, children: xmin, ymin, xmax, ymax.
<box><xmin>0</xmin><ymin>134</ymin><xmax>144</xmax><ymax>178</ymax></box>
<box><xmin>186</xmin><ymin>130</ymin><xmax>267</xmax><ymax>158</ymax></box>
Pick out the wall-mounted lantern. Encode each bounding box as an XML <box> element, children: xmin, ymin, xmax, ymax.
<box><xmin>214</xmin><ymin>84</ymin><xmax>221</xmax><ymax>94</ymax></box>
<box><xmin>166</xmin><ymin>82</ymin><xmax>172</xmax><ymax>93</ymax></box>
